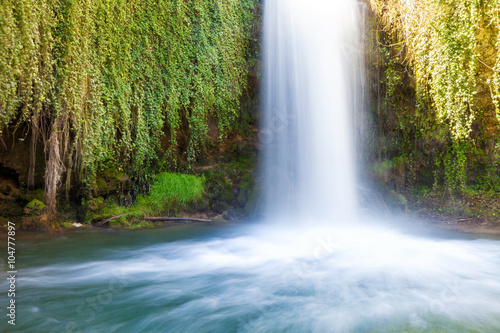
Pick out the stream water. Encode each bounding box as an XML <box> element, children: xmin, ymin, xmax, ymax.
<box><xmin>1</xmin><ymin>224</ymin><xmax>500</xmax><ymax>332</ymax></box>
<box><xmin>2</xmin><ymin>0</ymin><xmax>500</xmax><ymax>332</ymax></box>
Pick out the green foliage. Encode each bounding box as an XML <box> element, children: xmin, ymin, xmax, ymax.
<box><xmin>85</xmin><ymin>197</ymin><xmax>104</xmax><ymax>213</ymax></box>
<box><xmin>83</xmin><ymin>168</ymin><xmax>262</xmax><ymax>226</ymax></box>
<box><xmin>369</xmin><ymin>0</ymin><xmax>498</xmax><ymax>140</ymax></box>
<box><xmin>412</xmin><ymin>185</ymin><xmax>431</xmax><ymax>198</ymax></box>
<box><xmin>20</xmin><ymin>188</ymin><xmax>45</xmax><ymax>202</ymax></box>
<box><xmin>84</xmin><ymin>198</ymin><xmax>129</xmax><ymax>223</ymax></box>
<box><xmin>368</xmin><ymin>0</ymin><xmax>500</xmax><ymax>198</ymax></box>
<box><xmin>383</xmin><ymin>52</ymin><xmax>401</xmax><ymax>99</ymax></box>
<box><xmin>442</xmin><ymin>144</ymin><xmax>468</xmax><ymax>194</ymax></box>
<box><xmin>372</xmin><ymin>159</ymin><xmax>394</xmax><ymax>182</ymax></box>
<box><xmin>237</xmin><ymin>172</ymin><xmax>258</xmax><ymax>214</ymax></box>
<box><xmin>126</xmin><ymin>221</ymin><xmax>153</xmax><ymax>229</ymax></box>
<box><xmin>24</xmin><ymin>199</ymin><xmax>46</xmax><ymax>216</ymax></box>
<box><xmin>60</xmin><ymin>221</ymin><xmax>77</xmax><ymax>229</ymax></box>
<box><xmin>26</xmin><ymin>199</ymin><xmax>46</xmax><ymax>210</ymax></box>
<box><xmin>473</xmin><ymin>165</ymin><xmax>500</xmax><ymax>191</ymax></box>
<box><xmin>237</xmin><ymin>173</ymin><xmax>254</xmax><ymax>205</ymax></box>
<box><xmin>135</xmin><ymin>172</ymin><xmax>205</xmax><ymax>215</ymax></box>
<box><xmin>487</xmin><ymin>0</ymin><xmax>500</xmax><ymax>116</ymax></box>
<box><xmin>0</xmin><ymin>0</ymin><xmax>259</xmax><ymax>195</ymax></box>
<box><xmin>202</xmin><ymin>169</ymin><xmax>234</xmax><ymax>213</ymax></box>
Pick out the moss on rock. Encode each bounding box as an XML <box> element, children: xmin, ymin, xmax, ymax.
<box><xmin>24</xmin><ymin>199</ymin><xmax>46</xmax><ymax>216</ymax></box>
<box><xmin>20</xmin><ymin>188</ymin><xmax>45</xmax><ymax>203</ymax></box>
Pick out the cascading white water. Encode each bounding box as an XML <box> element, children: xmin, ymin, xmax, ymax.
<box><xmin>262</xmin><ymin>0</ymin><xmax>362</xmax><ymax>221</ymax></box>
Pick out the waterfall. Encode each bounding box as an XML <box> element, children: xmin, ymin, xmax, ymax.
<box><xmin>261</xmin><ymin>0</ymin><xmax>363</xmax><ymax>221</ymax></box>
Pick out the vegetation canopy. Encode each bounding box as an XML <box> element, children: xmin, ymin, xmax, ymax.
<box><xmin>366</xmin><ymin>0</ymin><xmax>500</xmax><ymax>219</ymax></box>
<box><xmin>0</xmin><ymin>0</ymin><xmax>259</xmax><ymax>214</ymax></box>
<box><xmin>369</xmin><ymin>0</ymin><xmax>500</xmax><ymax>140</ymax></box>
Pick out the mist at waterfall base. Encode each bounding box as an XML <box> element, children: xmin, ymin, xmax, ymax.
<box><xmin>2</xmin><ymin>0</ymin><xmax>500</xmax><ymax>332</ymax></box>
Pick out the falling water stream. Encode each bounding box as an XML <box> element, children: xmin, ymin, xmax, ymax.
<box><xmin>261</xmin><ymin>0</ymin><xmax>359</xmax><ymax>220</ymax></box>
<box><xmin>2</xmin><ymin>0</ymin><xmax>500</xmax><ymax>332</ymax></box>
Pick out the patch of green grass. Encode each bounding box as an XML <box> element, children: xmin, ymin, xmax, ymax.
<box><xmin>84</xmin><ymin>172</ymin><xmax>205</xmax><ymax>226</ymax></box>
<box><xmin>135</xmin><ymin>172</ymin><xmax>205</xmax><ymax>215</ymax></box>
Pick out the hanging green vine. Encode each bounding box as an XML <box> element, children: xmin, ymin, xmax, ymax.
<box><xmin>487</xmin><ymin>0</ymin><xmax>500</xmax><ymax>117</ymax></box>
<box><xmin>368</xmin><ymin>0</ymin><xmax>500</xmax><ymax>199</ymax></box>
<box><xmin>368</xmin><ymin>0</ymin><xmax>498</xmax><ymax>140</ymax></box>
<box><xmin>0</xmin><ymin>0</ymin><xmax>259</xmax><ymax>207</ymax></box>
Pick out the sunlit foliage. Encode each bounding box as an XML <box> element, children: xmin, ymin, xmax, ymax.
<box><xmin>368</xmin><ymin>0</ymin><xmax>500</xmax><ymax>140</ymax></box>
<box><xmin>0</xmin><ymin>0</ymin><xmax>259</xmax><ymax>213</ymax></box>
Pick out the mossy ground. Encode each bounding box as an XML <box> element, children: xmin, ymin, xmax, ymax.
<box><xmin>82</xmin><ymin>172</ymin><xmax>206</xmax><ymax>227</ymax></box>
<box><xmin>52</xmin><ymin>150</ymin><xmax>259</xmax><ymax>231</ymax></box>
